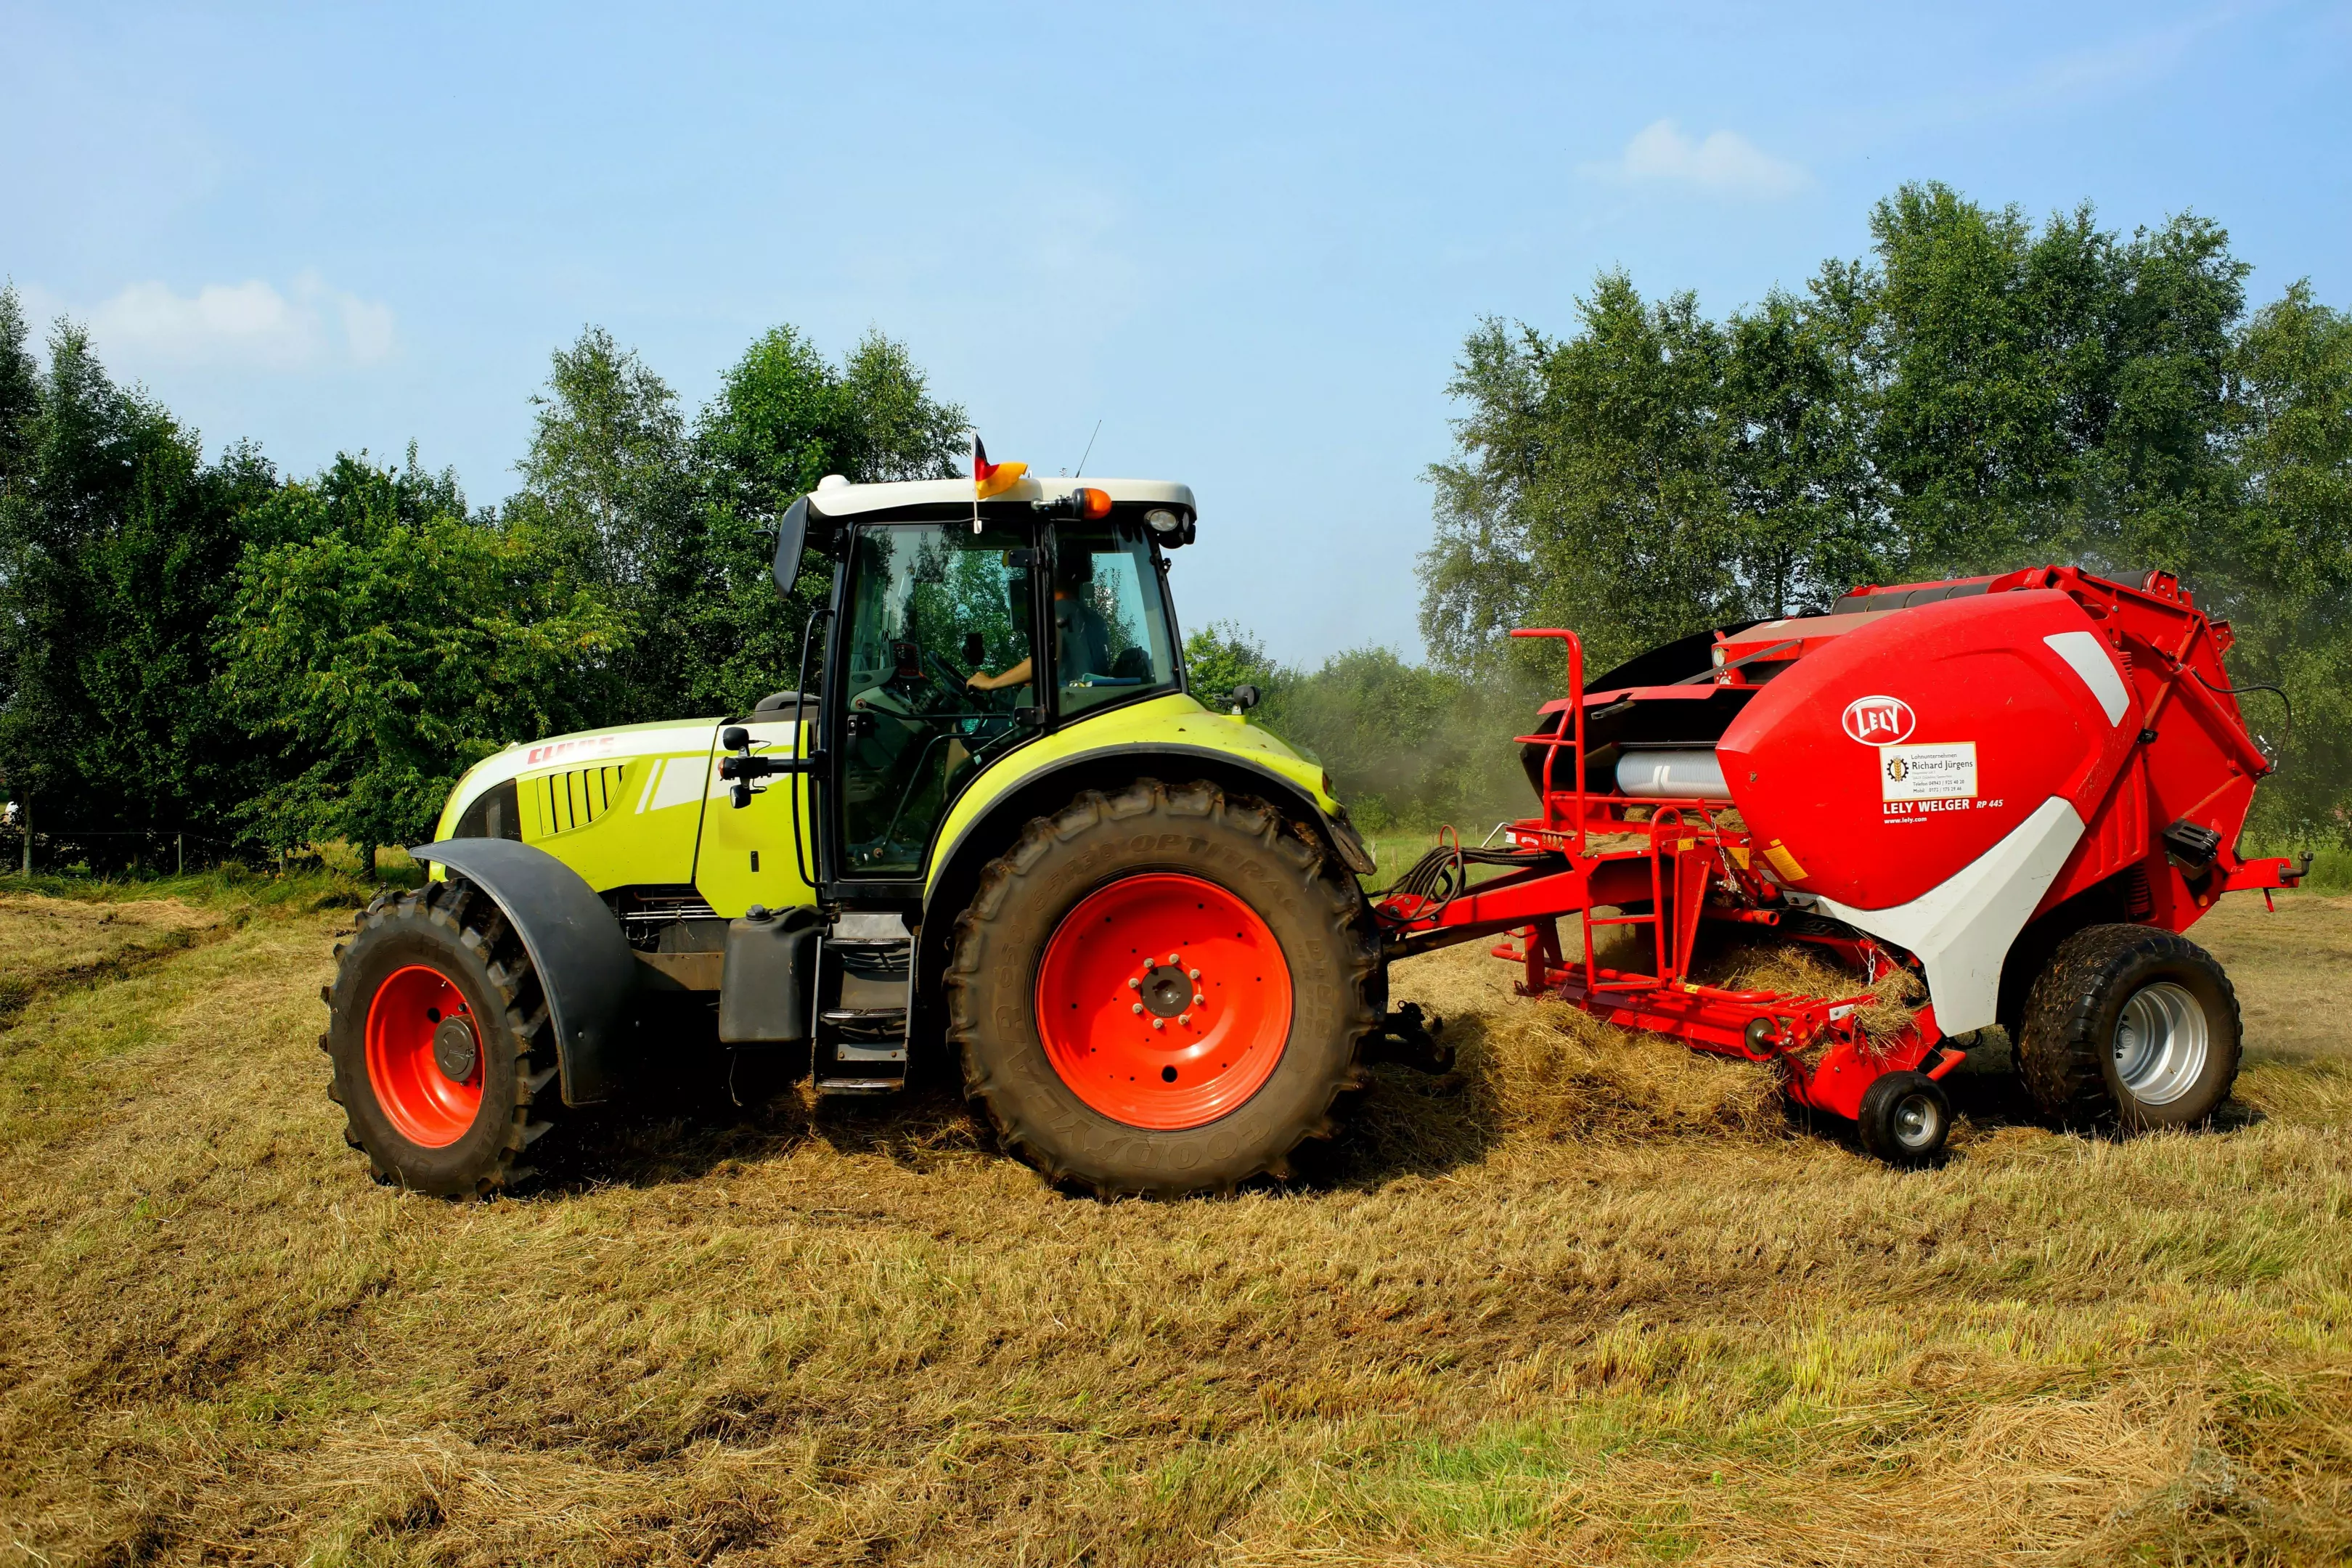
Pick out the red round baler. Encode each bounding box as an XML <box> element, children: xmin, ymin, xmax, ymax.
<box><xmin>1376</xmin><ymin>566</ymin><xmax>2303</xmax><ymax>1162</ymax></box>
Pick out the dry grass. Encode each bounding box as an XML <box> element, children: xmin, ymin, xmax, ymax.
<box><xmin>2</xmin><ymin>878</ymin><xmax>2350</xmax><ymax>1567</ymax></box>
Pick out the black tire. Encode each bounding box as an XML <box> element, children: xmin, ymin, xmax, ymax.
<box><xmin>944</xmin><ymin>779</ymin><xmax>1379</xmax><ymax>1197</ymax></box>
<box><xmin>1856</xmin><ymin>1070</ymin><xmax>1952</xmax><ymax>1165</ymax></box>
<box><xmin>2014</xmin><ymin>923</ymin><xmax>2241</xmax><ymax>1130</ymax></box>
<box><xmin>321</xmin><ymin>878</ymin><xmax>563</xmax><ymax>1196</ymax></box>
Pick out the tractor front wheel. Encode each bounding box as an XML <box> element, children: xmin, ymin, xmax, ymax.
<box><xmin>945</xmin><ymin>780</ymin><xmax>1379</xmax><ymax>1197</ymax></box>
<box><xmin>322</xmin><ymin>878</ymin><xmax>563</xmax><ymax>1196</ymax></box>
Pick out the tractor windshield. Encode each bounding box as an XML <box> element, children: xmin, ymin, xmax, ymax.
<box><xmin>1049</xmin><ymin>522</ymin><xmax>1180</xmax><ymax>719</ymax></box>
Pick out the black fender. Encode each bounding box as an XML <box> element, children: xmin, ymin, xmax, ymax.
<box><xmin>407</xmin><ymin>838</ymin><xmax>637</xmax><ymax>1106</ymax></box>
<box><xmin>926</xmin><ymin>743</ymin><xmax>1374</xmax><ymax>915</ymax></box>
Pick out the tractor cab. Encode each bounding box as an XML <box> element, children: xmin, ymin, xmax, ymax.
<box><xmin>775</xmin><ymin>473</ymin><xmax>1196</xmax><ymax>888</ymax></box>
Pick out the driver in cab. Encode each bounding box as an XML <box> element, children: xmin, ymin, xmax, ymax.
<box><xmin>967</xmin><ymin>549</ymin><xmax>1111</xmax><ymax>695</ymax></box>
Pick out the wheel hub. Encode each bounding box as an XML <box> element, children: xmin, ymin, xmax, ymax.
<box><xmin>432</xmin><ymin>1015</ymin><xmax>481</xmax><ymax>1083</ymax></box>
<box><xmin>1033</xmin><ymin>873</ymin><xmax>1292</xmax><ymax>1130</ymax></box>
<box><xmin>1138</xmin><ymin>963</ymin><xmax>1196</xmax><ymax>1018</ymax></box>
<box><xmin>2112</xmin><ymin>979</ymin><xmax>2209</xmax><ymax>1106</ymax></box>
<box><xmin>1892</xmin><ymin>1093</ymin><xmax>1938</xmax><ymax>1151</ymax></box>
<box><xmin>364</xmin><ymin>964</ymin><xmax>486</xmax><ymax>1148</ymax></box>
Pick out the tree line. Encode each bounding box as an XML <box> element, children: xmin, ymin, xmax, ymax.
<box><xmin>0</xmin><ymin>301</ymin><xmax>963</xmax><ymax>870</ymax></box>
<box><xmin>2</xmin><ymin>179</ymin><xmax>2346</xmax><ymax>870</ymax></box>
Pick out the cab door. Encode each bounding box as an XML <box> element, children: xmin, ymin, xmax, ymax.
<box><xmin>831</xmin><ymin>519</ymin><xmax>1040</xmax><ymax>884</ymax></box>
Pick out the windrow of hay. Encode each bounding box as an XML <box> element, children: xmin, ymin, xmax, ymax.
<box><xmin>0</xmin><ymin>891</ymin><xmax>219</xmax><ymax>973</ymax></box>
<box><xmin>1373</xmin><ymin>918</ymin><xmax>1926</xmax><ymax>1162</ymax></box>
<box><xmin>1349</xmin><ymin>942</ymin><xmax>1792</xmax><ymax>1162</ymax></box>
<box><xmin>0</xmin><ymin>892</ymin><xmax>225</xmax><ymax>1024</ymax></box>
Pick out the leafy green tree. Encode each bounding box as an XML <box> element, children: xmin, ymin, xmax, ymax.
<box><xmin>1181</xmin><ymin>621</ymin><xmax>1278</xmax><ymax>714</ymax></box>
<box><xmin>682</xmin><ymin>327</ymin><xmax>966</xmax><ymax>714</ymax></box>
<box><xmin>503</xmin><ymin>324</ymin><xmax>967</xmax><ymax>722</ymax></box>
<box><xmin>2223</xmin><ymin>283</ymin><xmax>2352</xmax><ymax>841</ymax></box>
<box><xmin>500</xmin><ymin>329</ymin><xmax>695</xmax><ymax>718</ymax></box>
<box><xmin>1721</xmin><ymin>265</ymin><xmax>1890</xmax><ymax>614</ymax></box>
<box><xmin>0</xmin><ymin>303</ymin><xmax>280</xmax><ymax>865</ymax></box>
<box><xmin>1423</xmin><ymin>274</ymin><xmax>1744</xmax><ymax>678</ymax></box>
<box><xmin>219</xmin><ymin>455</ymin><xmax>626</xmax><ymax>859</ymax></box>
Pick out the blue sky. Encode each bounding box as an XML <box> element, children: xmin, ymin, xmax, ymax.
<box><xmin>5</xmin><ymin>1</ymin><xmax>2348</xmax><ymax>664</ymax></box>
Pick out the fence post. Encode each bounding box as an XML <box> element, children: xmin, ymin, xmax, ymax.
<box><xmin>19</xmin><ymin>796</ymin><xmax>27</xmax><ymax>876</ymax></box>
<box><xmin>177</xmin><ymin>831</ymin><xmax>184</xmax><ymax>876</ymax></box>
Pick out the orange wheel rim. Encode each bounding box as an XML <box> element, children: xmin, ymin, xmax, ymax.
<box><xmin>364</xmin><ymin>964</ymin><xmax>484</xmax><ymax>1148</ymax></box>
<box><xmin>1033</xmin><ymin>873</ymin><xmax>1291</xmax><ymax>1129</ymax></box>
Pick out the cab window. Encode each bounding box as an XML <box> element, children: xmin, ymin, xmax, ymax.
<box><xmin>1049</xmin><ymin>523</ymin><xmax>1180</xmax><ymax>718</ymax></box>
<box><xmin>838</xmin><ymin>522</ymin><xmax>1034</xmax><ymax>876</ymax></box>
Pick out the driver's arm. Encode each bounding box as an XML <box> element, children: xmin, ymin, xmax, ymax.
<box><xmin>968</xmin><ymin>656</ymin><xmax>1033</xmax><ymax>693</ymax></box>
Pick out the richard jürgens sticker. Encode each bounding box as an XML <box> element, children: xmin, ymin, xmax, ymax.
<box><xmin>1879</xmin><ymin>741</ymin><xmax>1977</xmax><ymax>804</ymax></box>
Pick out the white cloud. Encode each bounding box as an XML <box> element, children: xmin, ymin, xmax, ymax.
<box><xmin>1583</xmin><ymin>119</ymin><xmax>1810</xmax><ymax>200</ymax></box>
<box><xmin>63</xmin><ymin>271</ymin><xmax>397</xmax><ymax>371</ymax></box>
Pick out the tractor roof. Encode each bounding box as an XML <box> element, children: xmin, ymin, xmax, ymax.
<box><xmin>804</xmin><ymin>473</ymin><xmax>1196</xmax><ymax>518</ymax></box>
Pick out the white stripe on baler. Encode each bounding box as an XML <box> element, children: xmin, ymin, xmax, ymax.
<box><xmin>2044</xmin><ymin>631</ymin><xmax>2131</xmax><ymax>725</ymax></box>
<box><xmin>1814</xmin><ymin>795</ymin><xmax>2086</xmax><ymax>1036</ymax></box>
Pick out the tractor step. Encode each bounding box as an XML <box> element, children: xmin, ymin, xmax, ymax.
<box><xmin>812</xmin><ymin>910</ymin><xmax>914</xmax><ymax>1093</ymax></box>
<box><xmin>814</xmin><ymin>1077</ymin><xmax>904</xmax><ymax>1096</ymax></box>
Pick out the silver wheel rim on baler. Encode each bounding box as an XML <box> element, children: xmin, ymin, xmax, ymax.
<box><xmin>1891</xmin><ymin>1090</ymin><xmax>1942</xmax><ymax>1152</ymax></box>
<box><xmin>2111</xmin><ymin>981</ymin><xmax>2208</xmax><ymax>1106</ymax></box>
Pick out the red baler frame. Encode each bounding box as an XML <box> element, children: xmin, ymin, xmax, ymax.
<box><xmin>1374</xmin><ymin>566</ymin><xmax>2303</xmax><ymax>1123</ymax></box>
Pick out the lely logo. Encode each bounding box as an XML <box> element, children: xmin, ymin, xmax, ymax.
<box><xmin>1842</xmin><ymin>695</ymin><xmax>1916</xmax><ymax>745</ymax></box>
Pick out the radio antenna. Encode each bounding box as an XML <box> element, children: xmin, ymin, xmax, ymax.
<box><xmin>1073</xmin><ymin>420</ymin><xmax>1102</xmax><ymax>478</ymax></box>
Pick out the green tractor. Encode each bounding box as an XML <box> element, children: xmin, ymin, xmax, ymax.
<box><xmin>324</xmin><ymin>468</ymin><xmax>1436</xmax><ymax>1198</ymax></box>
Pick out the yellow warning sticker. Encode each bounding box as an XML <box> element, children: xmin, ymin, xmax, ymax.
<box><xmin>1763</xmin><ymin>840</ymin><xmax>1808</xmax><ymax>881</ymax></box>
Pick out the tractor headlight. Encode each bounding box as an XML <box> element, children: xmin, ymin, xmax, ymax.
<box><xmin>1145</xmin><ymin>509</ymin><xmax>1181</xmax><ymax>535</ymax></box>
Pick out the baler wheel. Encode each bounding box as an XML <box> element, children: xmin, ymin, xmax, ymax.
<box><xmin>2015</xmin><ymin>923</ymin><xmax>2242</xmax><ymax>1130</ymax></box>
<box><xmin>1856</xmin><ymin>1071</ymin><xmax>1951</xmax><ymax>1166</ymax></box>
<box><xmin>322</xmin><ymin>878</ymin><xmax>563</xmax><ymax>1196</ymax></box>
<box><xmin>944</xmin><ymin>779</ymin><xmax>1379</xmax><ymax>1198</ymax></box>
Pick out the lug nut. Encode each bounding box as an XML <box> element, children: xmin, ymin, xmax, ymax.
<box><xmin>1178</xmin><ymin>1013</ymin><xmax>1191</xmax><ymax>1025</ymax></box>
<box><xmin>1127</xmin><ymin>978</ymin><xmax>1140</xmax><ymax>989</ymax></box>
<box><xmin>1132</xmin><ymin>1003</ymin><xmax>1144</xmax><ymax>1014</ymax></box>
<box><xmin>1188</xmin><ymin>968</ymin><xmax>1200</xmax><ymax>979</ymax></box>
<box><xmin>1167</xmin><ymin>953</ymin><xmax>1180</xmax><ymax>965</ymax></box>
<box><xmin>1152</xmin><ymin>1018</ymin><xmax>1165</xmax><ymax>1031</ymax></box>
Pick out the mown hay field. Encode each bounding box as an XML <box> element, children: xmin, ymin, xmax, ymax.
<box><xmin>1</xmin><ymin>874</ymin><xmax>2348</xmax><ymax>1567</ymax></box>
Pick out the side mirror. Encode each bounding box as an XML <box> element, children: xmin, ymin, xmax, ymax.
<box><xmin>1229</xmin><ymin>683</ymin><xmax>1261</xmax><ymax>716</ymax></box>
<box><xmin>771</xmin><ymin>497</ymin><xmax>811</xmax><ymax>600</ymax></box>
<box><xmin>722</xmin><ymin>726</ymin><xmax>749</xmax><ymax>751</ymax></box>
<box><xmin>962</xmin><ymin>631</ymin><xmax>987</xmax><ymax>667</ymax></box>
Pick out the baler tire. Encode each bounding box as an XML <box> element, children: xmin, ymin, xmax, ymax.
<box><xmin>2015</xmin><ymin>923</ymin><xmax>2241</xmax><ymax>1130</ymax></box>
<box><xmin>1855</xmin><ymin>1070</ymin><xmax>1951</xmax><ymax>1166</ymax></box>
<box><xmin>944</xmin><ymin>779</ymin><xmax>1379</xmax><ymax>1198</ymax></box>
<box><xmin>323</xmin><ymin>876</ymin><xmax>563</xmax><ymax>1196</ymax></box>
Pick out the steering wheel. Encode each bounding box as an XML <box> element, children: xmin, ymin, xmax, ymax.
<box><xmin>886</xmin><ymin>640</ymin><xmax>1016</xmax><ymax>724</ymax></box>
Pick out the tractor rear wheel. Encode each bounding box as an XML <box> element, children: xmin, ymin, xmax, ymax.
<box><xmin>322</xmin><ymin>878</ymin><xmax>563</xmax><ymax>1196</ymax></box>
<box><xmin>2015</xmin><ymin>923</ymin><xmax>2241</xmax><ymax>1130</ymax></box>
<box><xmin>944</xmin><ymin>779</ymin><xmax>1379</xmax><ymax>1197</ymax></box>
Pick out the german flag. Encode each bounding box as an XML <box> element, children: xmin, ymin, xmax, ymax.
<box><xmin>973</xmin><ymin>435</ymin><xmax>1027</xmax><ymax>499</ymax></box>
